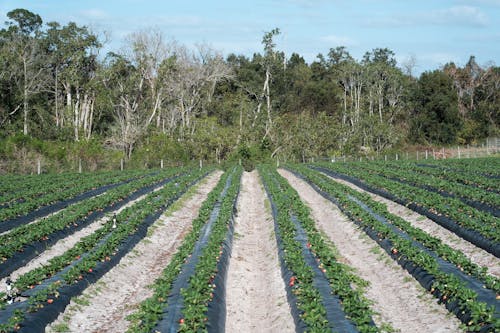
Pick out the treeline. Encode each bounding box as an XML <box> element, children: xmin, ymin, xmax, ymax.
<box><xmin>0</xmin><ymin>9</ymin><xmax>498</xmax><ymax>172</ymax></box>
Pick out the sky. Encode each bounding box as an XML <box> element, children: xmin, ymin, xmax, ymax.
<box><xmin>1</xmin><ymin>0</ymin><xmax>499</xmax><ymax>74</ymax></box>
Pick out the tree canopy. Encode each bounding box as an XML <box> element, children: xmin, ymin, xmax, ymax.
<box><xmin>0</xmin><ymin>9</ymin><xmax>498</xmax><ymax>172</ymax></box>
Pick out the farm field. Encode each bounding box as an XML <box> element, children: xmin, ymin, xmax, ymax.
<box><xmin>0</xmin><ymin>157</ymin><xmax>498</xmax><ymax>332</ymax></box>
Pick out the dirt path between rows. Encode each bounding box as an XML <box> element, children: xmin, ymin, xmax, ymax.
<box><xmin>279</xmin><ymin>169</ymin><xmax>463</xmax><ymax>333</ymax></box>
<box><xmin>46</xmin><ymin>171</ymin><xmax>223</xmax><ymax>333</ymax></box>
<box><xmin>329</xmin><ymin>175</ymin><xmax>500</xmax><ymax>278</ymax></box>
<box><xmin>0</xmin><ymin>188</ymin><xmax>162</xmax><ymax>294</ymax></box>
<box><xmin>225</xmin><ymin>171</ymin><xmax>294</xmax><ymax>333</ymax></box>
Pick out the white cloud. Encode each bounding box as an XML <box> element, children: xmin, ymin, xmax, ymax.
<box><xmin>430</xmin><ymin>6</ymin><xmax>488</xmax><ymax>27</ymax></box>
<box><xmin>80</xmin><ymin>9</ymin><xmax>108</xmax><ymax>20</ymax></box>
<box><xmin>366</xmin><ymin>5</ymin><xmax>489</xmax><ymax>28</ymax></box>
<box><xmin>320</xmin><ymin>34</ymin><xmax>358</xmax><ymax>46</ymax></box>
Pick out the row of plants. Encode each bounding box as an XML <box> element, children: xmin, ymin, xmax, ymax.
<box><xmin>0</xmin><ymin>167</ymin><xmax>187</xmax><ymax>262</ymax></box>
<box><xmin>259</xmin><ymin>165</ymin><xmax>377</xmax><ymax>332</ymax></box>
<box><xmin>288</xmin><ymin>164</ymin><xmax>498</xmax><ymax>332</ymax></box>
<box><xmin>314</xmin><ymin>162</ymin><xmax>500</xmax><ymax>244</ymax></box>
<box><xmin>0</xmin><ymin>169</ymin><xmax>145</xmax><ymax>222</ymax></box>
<box><xmin>422</xmin><ymin>157</ymin><xmax>500</xmax><ymax>178</ymax></box>
<box><xmin>0</xmin><ymin>169</ymin><xmax>141</xmax><ymax>203</ymax></box>
<box><xmin>298</xmin><ymin>165</ymin><xmax>499</xmax><ymax>293</ymax></box>
<box><xmin>126</xmin><ymin>167</ymin><xmax>241</xmax><ymax>332</ymax></box>
<box><xmin>0</xmin><ymin>168</ymin><xmax>209</xmax><ymax>331</ymax></box>
<box><xmin>178</xmin><ymin>167</ymin><xmax>241</xmax><ymax>331</ymax></box>
<box><xmin>381</xmin><ymin>160</ymin><xmax>499</xmax><ymax>193</ymax></box>
<box><xmin>347</xmin><ymin>161</ymin><xmax>499</xmax><ymax>209</ymax></box>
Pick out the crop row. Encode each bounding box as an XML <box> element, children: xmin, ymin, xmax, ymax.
<box><xmin>0</xmin><ymin>168</ymin><xmax>208</xmax><ymax>332</ymax></box>
<box><xmin>345</xmin><ymin>161</ymin><xmax>499</xmax><ymax>211</ymax></box>
<box><xmin>0</xmin><ymin>169</ymin><xmax>142</xmax><ymax>206</ymax></box>
<box><xmin>0</xmin><ymin>167</ymin><xmax>187</xmax><ymax>273</ymax></box>
<box><xmin>127</xmin><ymin>167</ymin><xmax>242</xmax><ymax>332</ymax></box>
<box><xmin>0</xmin><ymin>170</ymin><xmax>146</xmax><ymax>223</ymax></box>
<box><xmin>314</xmin><ymin>162</ymin><xmax>500</xmax><ymax>246</ymax></box>
<box><xmin>380</xmin><ymin>160</ymin><xmax>499</xmax><ymax>194</ymax></box>
<box><xmin>259</xmin><ymin>165</ymin><xmax>376</xmax><ymax>332</ymax></box>
<box><xmin>421</xmin><ymin>157</ymin><xmax>500</xmax><ymax>178</ymax></box>
<box><xmin>288</xmin><ymin>164</ymin><xmax>499</xmax><ymax>332</ymax></box>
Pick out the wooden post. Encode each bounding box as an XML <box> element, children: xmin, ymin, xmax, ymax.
<box><xmin>396</xmin><ymin>153</ymin><xmax>398</xmax><ymax>161</ymax></box>
<box><xmin>432</xmin><ymin>149</ymin><xmax>435</xmax><ymax>159</ymax></box>
<box><xmin>425</xmin><ymin>150</ymin><xmax>428</xmax><ymax>159</ymax></box>
<box><xmin>457</xmin><ymin>146</ymin><xmax>461</xmax><ymax>159</ymax></box>
<box><xmin>161</xmin><ymin>159</ymin><xmax>164</xmax><ymax>169</ymax></box>
<box><xmin>120</xmin><ymin>159</ymin><xmax>124</xmax><ymax>171</ymax></box>
<box><xmin>442</xmin><ymin>147</ymin><xmax>445</xmax><ymax>159</ymax></box>
<box><xmin>199</xmin><ymin>159</ymin><xmax>203</xmax><ymax>169</ymax></box>
<box><xmin>384</xmin><ymin>155</ymin><xmax>387</xmax><ymax>161</ymax></box>
<box><xmin>37</xmin><ymin>158</ymin><xmax>41</xmax><ymax>175</ymax></box>
<box><xmin>78</xmin><ymin>158</ymin><xmax>82</xmax><ymax>173</ymax></box>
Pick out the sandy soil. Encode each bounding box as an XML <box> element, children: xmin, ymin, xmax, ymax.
<box><xmin>279</xmin><ymin>169</ymin><xmax>463</xmax><ymax>333</ymax></box>
<box><xmin>225</xmin><ymin>171</ymin><xmax>294</xmax><ymax>333</ymax></box>
<box><xmin>45</xmin><ymin>171</ymin><xmax>223</xmax><ymax>333</ymax></box>
<box><xmin>330</xmin><ymin>175</ymin><xmax>500</xmax><ymax>278</ymax></box>
<box><xmin>0</xmin><ymin>187</ymin><xmax>162</xmax><ymax>294</ymax></box>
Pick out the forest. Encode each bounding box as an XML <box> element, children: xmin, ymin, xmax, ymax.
<box><xmin>0</xmin><ymin>9</ymin><xmax>499</xmax><ymax>172</ymax></box>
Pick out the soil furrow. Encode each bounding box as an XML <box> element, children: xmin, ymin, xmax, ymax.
<box><xmin>279</xmin><ymin>169</ymin><xmax>463</xmax><ymax>333</ymax></box>
<box><xmin>45</xmin><ymin>171</ymin><xmax>222</xmax><ymax>333</ymax></box>
<box><xmin>0</xmin><ymin>188</ymin><xmax>161</xmax><ymax>294</ymax></box>
<box><xmin>328</xmin><ymin>173</ymin><xmax>500</xmax><ymax>278</ymax></box>
<box><xmin>225</xmin><ymin>171</ymin><xmax>294</xmax><ymax>333</ymax></box>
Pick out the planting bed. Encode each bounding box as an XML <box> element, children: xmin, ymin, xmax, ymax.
<box><xmin>0</xmin><ymin>157</ymin><xmax>498</xmax><ymax>332</ymax></box>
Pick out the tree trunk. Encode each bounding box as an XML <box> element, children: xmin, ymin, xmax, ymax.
<box><xmin>23</xmin><ymin>59</ymin><xmax>28</xmax><ymax>135</ymax></box>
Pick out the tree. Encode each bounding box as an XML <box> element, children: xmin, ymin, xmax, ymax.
<box><xmin>411</xmin><ymin>70</ymin><xmax>461</xmax><ymax>144</ymax></box>
<box><xmin>102</xmin><ymin>53</ymin><xmax>146</xmax><ymax>159</ymax></box>
<box><xmin>45</xmin><ymin>21</ymin><xmax>101</xmax><ymax>140</ymax></box>
<box><xmin>260</xmin><ymin>28</ymin><xmax>281</xmax><ymax>140</ymax></box>
<box><xmin>0</xmin><ymin>9</ymin><xmax>46</xmax><ymax>135</ymax></box>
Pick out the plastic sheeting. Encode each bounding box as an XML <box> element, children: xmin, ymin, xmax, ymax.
<box><xmin>0</xmin><ymin>174</ymin><xmax>203</xmax><ymax>333</ymax></box>
<box><xmin>0</xmin><ymin>179</ymin><xmax>127</xmax><ymax>233</ymax></box>
<box><xmin>153</xmin><ymin>174</ymin><xmax>234</xmax><ymax>333</ymax></box>
<box><xmin>312</xmin><ymin>166</ymin><xmax>500</xmax><ymax>258</ymax></box>
<box><xmin>292</xmin><ymin>169</ymin><xmax>498</xmax><ymax>332</ymax></box>
<box><xmin>385</xmin><ymin>176</ymin><xmax>500</xmax><ymax>217</ymax></box>
<box><xmin>206</xmin><ymin>189</ymin><xmax>239</xmax><ymax>333</ymax></box>
<box><xmin>262</xmin><ymin>175</ymin><xmax>370</xmax><ymax>333</ymax></box>
<box><xmin>0</xmin><ymin>175</ymin><xmax>180</xmax><ymax>279</ymax></box>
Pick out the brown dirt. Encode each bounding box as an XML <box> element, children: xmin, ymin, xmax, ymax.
<box><xmin>330</xmin><ymin>175</ymin><xmax>500</xmax><ymax>278</ymax></box>
<box><xmin>225</xmin><ymin>171</ymin><xmax>294</xmax><ymax>333</ymax></box>
<box><xmin>279</xmin><ymin>169</ymin><xmax>464</xmax><ymax>333</ymax></box>
<box><xmin>45</xmin><ymin>171</ymin><xmax>223</xmax><ymax>333</ymax></box>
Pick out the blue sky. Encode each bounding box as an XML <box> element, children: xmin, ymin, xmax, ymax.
<box><xmin>1</xmin><ymin>0</ymin><xmax>499</xmax><ymax>74</ymax></box>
